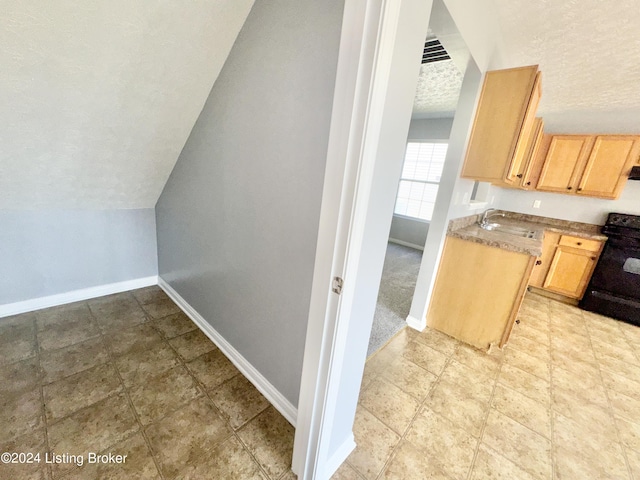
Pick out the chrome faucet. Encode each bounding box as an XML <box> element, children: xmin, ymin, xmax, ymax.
<box><xmin>480</xmin><ymin>208</ymin><xmax>505</xmax><ymax>227</ymax></box>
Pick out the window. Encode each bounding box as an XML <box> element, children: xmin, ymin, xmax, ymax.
<box><xmin>393</xmin><ymin>141</ymin><xmax>448</xmax><ymax>221</ymax></box>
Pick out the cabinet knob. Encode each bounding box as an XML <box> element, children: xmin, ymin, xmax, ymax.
<box><xmin>526</xmin><ymin>181</ymin><xmax>531</xmax><ymax>186</ymax></box>
<box><xmin>577</xmin><ymin>242</ymin><xmax>582</xmax><ymax>246</ymax></box>
<box><xmin>535</xmin><ymin>260</ymin><xmax>542</xmax><ymax>265</ymax></box>
<box><xmin>516</xmin><ymin>174</ymin><xmax>523</xmax><ymax>178</ymax></box>
<box><xmin>567</xmin><ymin>186</ymin><xmax>572</xmax><ymax>190</ymax></box>
<box><xmin>577</xmin><ymin>188</ymin><xmax>583</xmax><ymax>191</ymax></box>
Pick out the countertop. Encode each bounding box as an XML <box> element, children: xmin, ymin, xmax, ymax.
<box><xmin>447</xmin><ymin>211</ymin><xmax>607</xmax><ymax>257</ymax></box>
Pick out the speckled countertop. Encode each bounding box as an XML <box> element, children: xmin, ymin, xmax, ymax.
<box><xmin>447</xmin><ymin>211</ymin><xmax>607</xmax><ymax>257</ymax></box>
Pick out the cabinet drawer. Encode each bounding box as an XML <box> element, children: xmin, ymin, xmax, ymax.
<box><xmin>558</xmin><ymin>235</ymin><xmax>601</xmax><ymax>252</ymax></box>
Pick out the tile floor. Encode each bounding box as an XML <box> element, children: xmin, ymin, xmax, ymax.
<box><xmin>0</xmin><ymin>286</ymin><xmax>295</xmax><ymax>480</ymax></box>
<box><xmin>335</xmin><ymin>293</ymin><xmax>640</xmax><ymax>480</ymax></box>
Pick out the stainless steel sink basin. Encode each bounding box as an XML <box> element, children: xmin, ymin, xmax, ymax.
<box><xmin>479</xmin><ymin>222</ymin><xmax>541</xmax><ymax>239</ymax></box>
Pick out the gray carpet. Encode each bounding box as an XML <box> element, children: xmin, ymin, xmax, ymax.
<box><xmin>367</xmin><ymin>242</ymin><xmax>423</xmax><ymax>357</ymax></box>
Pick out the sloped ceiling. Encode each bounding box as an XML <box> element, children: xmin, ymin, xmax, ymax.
<box><xmin>412</xmin><ymin>60</ymin><xmax>463</xmax><ymax>118</ymax></box>
<box><xmin>493</xmin><ymin>0</ymin><xmax>640</xmax><ymax>131</ymax></box>
<box><xmin>0</xmin><ymin>0</ymin><xmax>254</xmax><ymax>209</ymax></box>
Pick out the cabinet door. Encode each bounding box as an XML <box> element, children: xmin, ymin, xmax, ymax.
<box><xmin>543</xmin><ymin>246</ymin><xmax>597</xmax><ymax>298</ymax></box>
<box><xmin>505</xmin><ymin>74</ymin><xmax>542</xmax><ymax>184</ymax></box>
<box><xmin>577</xmin><ymin>136</ymin><xmax>640</xmax><ymax>199</ymax></box>
<box><xmin>529</xmin><ymin>231</ymin><xmax>560</xmax><ymax>287</ymax></box>
<box><xmin>461</xmin><ymin>66</ymin><xmax>540</xmax><ymax>183</ymax></box>
<box><xmin>536</xmin><ymin>136</ymin><xmax>593</xmax><ymax>193</ymax></box>
<box><xmin>519</xmin><ymin>117</ymin><xmax>545</xmax><ymax>189</ymax></box>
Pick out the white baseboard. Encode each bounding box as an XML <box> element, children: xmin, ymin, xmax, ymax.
<box><xmin>0</xmin><ymin>276</ymin><xmax>159</xmax><ymax>319</ymax></box>
<box><xmin>388</xmin><ymin>238</ymin><xmax>424</xmax><ymax>251</ymax></box>
<box><xmin>158</xmin><ymin>277</ymin><xmax>298</xmax><ymax>427</ymax></box>
<box><xmin>322</xmin><ymin>433</ymin><xmax>356</xmax><ymax>479</ymax></box>
<box><xmin>406</xmin><ymin>314</ymin><xmax>426</xmax><ymax>331</ymax></box>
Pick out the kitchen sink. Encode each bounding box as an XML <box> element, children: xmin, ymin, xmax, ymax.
<box><xmin>479</xmin><ymin>222</ymin><xmax>541</xmax><ymax>239</ymax></box>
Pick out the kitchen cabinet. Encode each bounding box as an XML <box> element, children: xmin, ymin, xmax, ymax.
<box><xmin>536</xmin><ymin>135</ymin><xmax>640</xmax><ymax>199</ymax></box>
<box><xmin>461</xmin><ymin>65</ymin><xmax>541</xmax><ymax>186</ymax></box>
<box><xmin>427</xmin><ymin>236</ymin><xmax>536</xmax><ymax>350</ymax></box>
<box><xmin>530</xmin><ymin>233</ymin><xmax>603</xmax><ymax>300</ymax></box>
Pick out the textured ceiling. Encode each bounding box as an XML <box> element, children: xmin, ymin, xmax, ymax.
<box><xmin>0</xmin><ymin>0</ymin><xmax>254</xmax><ymax>209</ymax></box>
<box><xmin>493</xmin><ymin>0</ymin><xmax>640</xmax><ymax>130</ymax></box>
<box><xmin>412</xmin><ymin>60</ymin><xmax>463</xmax><ymax>118</ymax></box>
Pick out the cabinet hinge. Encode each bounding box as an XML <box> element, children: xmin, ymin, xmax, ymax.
<box><xmin>332</xmin><ymin>277</ymin><xmax>344</xmax><ymax>295</ymax></box>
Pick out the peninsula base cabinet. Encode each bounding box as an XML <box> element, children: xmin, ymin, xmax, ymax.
<box><xmin>426</xmin><ymin>237</ymin><xmax>536</xmax><ymax>350</ymax></box>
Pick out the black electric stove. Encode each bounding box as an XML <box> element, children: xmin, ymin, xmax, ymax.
<box><xmin>580</xmin><ymin>213</ymin><xmax>640</xmax><ymax>326</ymax></box>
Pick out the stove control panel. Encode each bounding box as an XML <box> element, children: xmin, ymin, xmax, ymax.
<box><xmin>607</xmin><ymin>213</ymin><xmax>640</xmax><ymax>230</ymax></box>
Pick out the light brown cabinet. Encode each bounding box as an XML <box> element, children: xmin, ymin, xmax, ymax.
<box><xmin>529</xmin><ymin>233</ymin><xmax>603</xmax><ymax>300</ymax></box>
<box><xmin>427</xmin><ymin>237</ymin><xmax>535</xmax><ymax>350</ymax></box>
<box><xmin>536</xmin><ymin>135</ymin><xmax>640</xmax><ymax>199</ymax></box>
<box><xmin>461</xmin><ymin>65</ymin><xmax>541</xmax><ymax>186</ymax></box>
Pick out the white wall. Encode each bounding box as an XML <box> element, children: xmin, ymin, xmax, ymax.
<box><xmin>0</xmin><ymin>209</ymin><xmax>158</xmax><ymax>307</ymax></box>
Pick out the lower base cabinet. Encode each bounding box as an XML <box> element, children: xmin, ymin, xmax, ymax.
<box><xmin>426</xmin><ymin>237</ymin><xmax>536</xmax><ymax>350</ymax></box>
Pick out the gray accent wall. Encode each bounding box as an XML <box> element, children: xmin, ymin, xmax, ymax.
<box><xmin>155</xmin><ymin>0</ymin><xmax>345</xmax><ymax>406</ymax></box>
<box><xmin>389</xmin><ymin>117</ymin><xmax>454</xmax><ymax>248</ymax></box>
<box><xmin>0</xmin><ymin>209</ymin><xmax>158</xmax><ymax>305</ymax></box>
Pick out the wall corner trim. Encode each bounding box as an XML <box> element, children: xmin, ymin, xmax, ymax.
<box><xmin>0</xmin><ymin>276</ymin><xmax>159</xmax><ymax>318</ymax></box>
<box><xmin>158</xmin><ymin>277</ymin><xmax>298</xmax><ymax>427</ymax></box>
<box><xmin>406</xmin><ymin>314</ymin><xmax>426</xmax><ymax>331</ymax></box>
<box><xmin>322</xmin><ymin>433</ymin><xmax>356</xmax><ymax>479</ymax></box>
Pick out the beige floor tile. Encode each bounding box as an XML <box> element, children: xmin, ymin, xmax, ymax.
<box><xmin>279</xmin><ymin>469</ymin><xmax>298</xmax><ymax>480</ymax></box>
<box><xmin>47</xmin><ymin>393</ymin><xmax>138</xmax><ymax>476</ymax></box>
<box><xmin>512</xmin><ymin>321</ymin><xmax>550</xmax><ymax>346</ymax></box>
<box><xmin>608</xmin><ymin>388</ymin><xmax>640</xmax><ymax>423</ymax></box>
<box><xmin>169</xmin><ymin>329</ymin><xmax>216</xmax><ymax>361</ymax></box>
<box><xmin>0</xmin><ymin>429</ymin><xmax>48</xmax><ymax>480</ymax></box>
<box><xmin>552</xmin><ymin>411</ymin><xmax>628</xmax><ymax>479</ymax></box>
<box><xmin>413</xmin><ymin>327</ymin><xmax>459</xmax><ymax>356</ymax></box>
<box><xmin>141</xmin><ymin>297</ymin><xmax>181</xmax><ymax>320</ymax></box>
<box><xmin>551</xmin><ymin>365</ymin><xmax>609</xmax><ymax>411</ymax></box>
<box><xmin>482</xmin><ymin>409</ymin><xmax>552</xmax><ymax>480</ymax></box>
<box><xmin>0</xmin><ymin>320</ymin><xmax>37</xmax><ymax>365</ymax></box>
<box><xmin>40</xmin><ymin>336</ymin><xmax>109</xmax><ymax>384</ymax></box>
<box><xmin>425</xmin><ymin>376</ymin><xmax>492</xmax><ymax>438</ymax></box>
<box><xmin>62</xmin><ymin>433</ymin><xmax>160</xmax><ymax>480</ymax></box>
<box><xmin>601</xmin><ymin>369</ymin><xmax>640</xmax><ymax>399</ymax></box>
<box><xmin>35</xmin><ymin>303</ymin><xmax>92</xmax><ymax>330</ymax></box>
<box><xmin>591</xmin><ymin>338</ymin><xmax>639</xmax><ymax>365</ymax></box>
<box><xmin>0</xmin><ymin>356</ymin><xmax>41</xmax><ymax>396</ymax></box>
<box><xmin>131</xmin><ymin>286</ymin><xmax>169</xmax><ymax>305</ymax></box>
<box><xmin>379</xmin><ymin>355</ymin><xmax>437</xmax><ymax>401</ymax></box>
<box><xmin>615</xmin><ymin>415</ymin><xmax>640</xmax><ymax>452</ymax></box>
<box><xmin>506</xmin><ymin>334</ymin><xmax>550</xmax><ymax>362</ymax></box>
<box><xmin>0</xmin><ymin>387</ymin><xmax>43</xmax><ymax>443</ymax></box>
<box><xmin>359</xmin><ymin>378</ymin><xmax>419</xmax><ymax>435</ymax></box>
<box><xmin>104</xmin><ymin>323</ymin><xmax>163</xmax><ymax>357</ymax></box>
<box><xmin>114</xmin><ymin>341</ymin><xmax>180</xmax><ymax>388</ymax></box>
<box><xmin>401</xmin><ymin>340</ymin><xmax>448</xmax><ymax>376</ymax></box>
<box><xmin>347</xmin><ymin>407</ymin><xmax>401</xmax><ymax>480</ymax></box>
<box><xmin>380</xmin><ymin>328</ymin><xmax>416</xmax><ymax>356</ymax></box>
<box><xmin>626</xmin><ymin>447</ymin><xmax>640</xmax><ymax>480</ymax></box>
<box><xmin>178</xmin><ymin>435</ymin><xmax>266</xmax><ymax>480</ymax></box>
<box><xmin>187</xmin><ymin>349</ymin><xmax>240</xmax><ymax>390</ymax></box>
<box><xmin>440</xmin><ymin>358</ymin><xmax>495</xmax><ymax>385</ymax></box>
<box><xmin>504</xmin><ymin>347</ymin><xmax>550</xmax><ymax>381</ymax></box>
<box><xmin>498</xmin><ymin>363</ymin><xmax>550</xmax><ymax>406</ymax></box>
<box><xmin>332</xmin><ymin>462</ymin><xmax>363</xmax><ymax>480</ymax></box>
<box><xmin>44</xmin><ymin>363</ymin><xmax>122</xmax><ymax>422</ymax></box>
<box><xmin>405</xmin><ymin>407</ymin><xmax>477</xmax><ymax>479</ymax></box>
<box><xmin>209</xmin><ymin>375</ymin><xmax>270</xmax><ymax>430</ymax></box>
<box><xmin>145</xmin><ymin>396</ymin><xmax>231</xmax><ymax>479</ymax></box>
<box><xmin>378</xmin><ymin>440</ymin><xmax>450</xmax><ymax>480</ymax></box>
<box><xmin>491</xmin><ymin>384</ymin><xmax>551</xmax><ymax>438</ymax></box>
<box><xmin>129</xmin><ymin>365</ymin><xmax>201</xmax><ymax>425</ymax></box>
<box><xmin>470</xmin><ymin>444</ymin><xmax>538</xmax><ymax>480</ymax></box>
<box><xmin>599</xmin><ymin>355</ymin><xmax>640</xmax><ymax>385</ymax></box>
<box><xmin>153</xmin><ymin>312</ymin><xmax>197</xmax><ymax>339</ymax></box>
<box><xmin>237</xmin><ymin>406</ymin><xmax>294</xmax><ymax>479</ymax></box>
<box><xmin>452</xmin><ymin>343</ymin><xmax>503</xmax><ymax>379</ymax></box>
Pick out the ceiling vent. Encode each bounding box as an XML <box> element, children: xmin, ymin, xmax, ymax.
<box><xmin>422</xmin><ymin>37</ymin><xmax>451</xmax><ymax>65</ymax></box>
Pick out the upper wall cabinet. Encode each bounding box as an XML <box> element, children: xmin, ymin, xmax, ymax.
<box><xmin>461</xmin><ymin>65</ymin><xmax>541</xmax><ymax>186</ymax></box>
<box><xmin>536</xmin><ymin>135</ymin><xmax>640</xmax><ymax>199</ymax></box>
